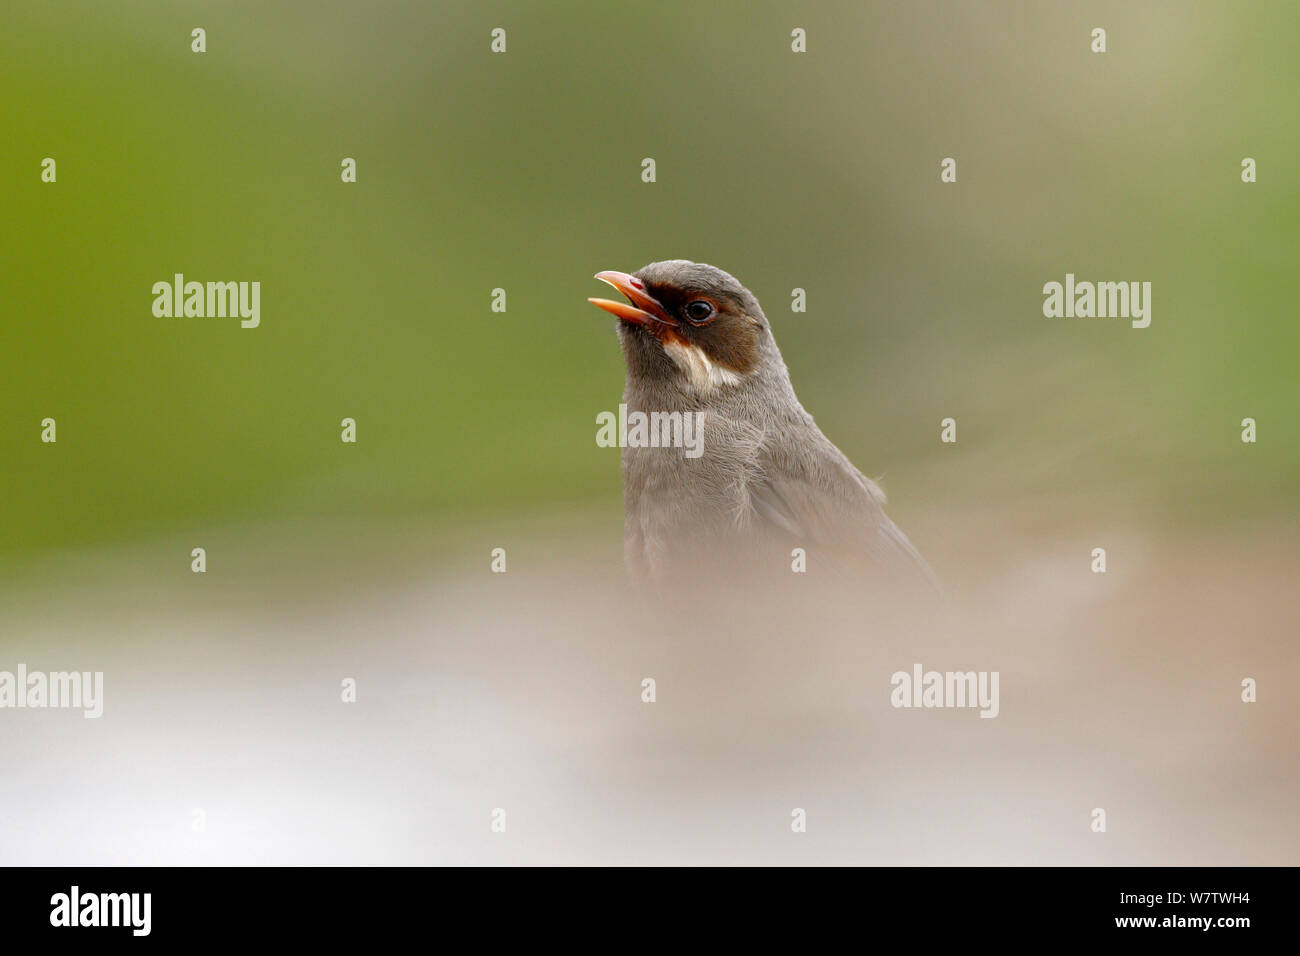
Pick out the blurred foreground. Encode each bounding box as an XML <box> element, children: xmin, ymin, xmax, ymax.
<box><xmin>2</xmin><ymin>506</ymin><xmax>1295</xmax><ymax>865</ymax></box>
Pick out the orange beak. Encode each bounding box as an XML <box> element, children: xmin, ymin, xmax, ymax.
<box><xmin>588</xmin><ymin>271</ymin><xmax>679</xmax><ymax>328</ymax></box>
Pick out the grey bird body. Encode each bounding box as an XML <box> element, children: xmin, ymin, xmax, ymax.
<box><xmin>591</xmin><ymin>260</ymin><xmax>932</xmax><ymax>587</ymax></box>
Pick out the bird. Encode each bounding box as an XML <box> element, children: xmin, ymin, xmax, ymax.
<box><xmin>588</xmin><ymin>259</ymin><xmax>935</xmax><ymax>590</ymax></box>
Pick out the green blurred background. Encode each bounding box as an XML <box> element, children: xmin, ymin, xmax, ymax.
<box><xmin>3</xmin><ymin>0</ymin><xmax>1297</xmax><ymax>567</ymax></box>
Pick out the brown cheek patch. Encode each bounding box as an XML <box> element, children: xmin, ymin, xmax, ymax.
<box><xmin>650</xmin><ymin>301</ymin><xmax>759</xmax><ymax>377</ymax></box>
<box><xmin>655</xmin><ymin>325</ymin><xmax>691</xmax><ymax>350</ymax></box>
<box><xmin>696</xmin><ymin>318</ymin><xmax>760</xmax><ymax>375</ymax></box>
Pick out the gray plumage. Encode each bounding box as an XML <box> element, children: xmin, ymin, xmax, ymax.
<box><xmin>593</xmin><ymin>259</ymin><xmax>934</xmax><ymax>589</ymax></box>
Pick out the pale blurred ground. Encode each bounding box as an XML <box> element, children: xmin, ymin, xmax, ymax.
<box><xmin>1</xmin><ymin>506</ymin><xmax>1294</xmax><ymax>866</ymax></box>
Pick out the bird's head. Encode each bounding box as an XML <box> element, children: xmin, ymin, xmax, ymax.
<box><xmin>588</xmin><ymin>260</ymin><xmax>774</xmax><ymax>393</ymax></box>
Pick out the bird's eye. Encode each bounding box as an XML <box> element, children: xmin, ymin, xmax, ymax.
<box><xmin>685</xmin><ymin>300</ymin><xmax>715</xmax><ymax>324</ymax></box>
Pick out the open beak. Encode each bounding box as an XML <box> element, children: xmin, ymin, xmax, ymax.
<box><xmin>588</xmin><ymin>271</ymin><xmax>679</xmax><ymax>328</ymax></box>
